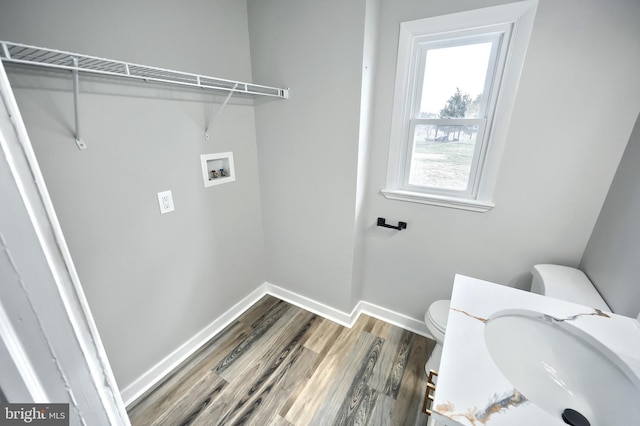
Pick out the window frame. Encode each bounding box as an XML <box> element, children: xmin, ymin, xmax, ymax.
<box><xmin>382</xmin><ymin>1</ymin><xmax>538</xmax><ymax>212</ymax></box>
<box><xmin>403</xmin><ymin>30</ymin><xmax>506</xmax><ymax>198</ymax></box>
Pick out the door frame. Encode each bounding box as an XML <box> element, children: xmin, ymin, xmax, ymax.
<box><xmin>0</xmin><ymin>59</ymin><xmax>129</xmax><ymax>424</ymax></box>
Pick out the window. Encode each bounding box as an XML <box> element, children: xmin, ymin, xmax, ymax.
<box><xmin>383</xmin><ymin>1</ymin><xmax>538</xmax><ymax>212</ymax></box>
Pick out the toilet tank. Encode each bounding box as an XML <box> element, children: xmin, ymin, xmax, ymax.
<box><xmin>531</xmin><ymin>264</ymin><xmax>611</xmax><ymax>312</ymax></box>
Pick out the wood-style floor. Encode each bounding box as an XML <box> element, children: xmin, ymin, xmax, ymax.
<box><xmin>127</xmin><ymin>295</ymin><xmax>435</xmax><ymax>426</ymax></box>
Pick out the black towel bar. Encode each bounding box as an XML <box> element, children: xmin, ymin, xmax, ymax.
<box><xmin>377</xmin><ymin>217</ymin><xmax>407</xmax><ymax>231</ymax></box>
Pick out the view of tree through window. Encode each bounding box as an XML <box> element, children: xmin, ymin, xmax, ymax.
<box><xmin>408</xmin><ymin>41</ymin><xmax>493</xmax><ymax>191</ymax></box>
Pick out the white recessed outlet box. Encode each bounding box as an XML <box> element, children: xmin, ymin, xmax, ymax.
<box><xmin>157</xmin><ymin>190</ymin><xmax>175</xmax><ymax>214</ymax></box>
<box><xmin>200</xmin><ymin>152</ymin><xmax>235</xmax><ymax>187</ymax></box>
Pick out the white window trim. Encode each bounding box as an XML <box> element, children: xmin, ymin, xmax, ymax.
<box><xmin>383</xmin><ymin>0</ymin><xmax>538</xmax><ymax>212</ymax></box>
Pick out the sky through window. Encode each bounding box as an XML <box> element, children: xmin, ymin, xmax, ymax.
<box><xmin>420</xmin><ymin>42</ymin><xmax>493</xmax><ymax>117</ymax></box>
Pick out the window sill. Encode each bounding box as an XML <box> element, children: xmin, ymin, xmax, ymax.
<box><xmin>380</xmin><ymin>189</ymin><xmax>495</xmax><ymax>212</ymax></box>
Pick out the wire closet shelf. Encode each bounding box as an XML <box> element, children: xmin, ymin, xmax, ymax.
<box><xmin>0</xmin><ymin>41</ymin><xmax>289</xmax><ymax>99</ymax></box>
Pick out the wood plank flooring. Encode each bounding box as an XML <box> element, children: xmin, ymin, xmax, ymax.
<box><xmin>127</xmin><ymin>296</ymin><xmax>435</xmax><ymax>426</ymax></box>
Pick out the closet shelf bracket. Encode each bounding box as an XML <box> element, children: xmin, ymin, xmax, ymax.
<box><xmin>72</xmin><ymin>57</ymin><xmax>87</xmax><ymax>150</ymax></box>
<box><xmin>205</xmin><ymin>83</ymin><xmax>238</xmax><ymax>141</ymax></box>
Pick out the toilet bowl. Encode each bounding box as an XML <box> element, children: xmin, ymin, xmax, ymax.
<box><xmin>424</xmin><ymin>299</ymin><xmax>450</xmax><ymax>375</ymax></box>
<box><xmin>424</xmin><ymin>299</ymin><xmax>450</xmax><ymax>426</ymax></box>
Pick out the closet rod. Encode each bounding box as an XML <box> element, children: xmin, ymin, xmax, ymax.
<box><xmin>0</xmin><ymin>41</ymin><xmax>289</xmax><ymax>99</ymax></box>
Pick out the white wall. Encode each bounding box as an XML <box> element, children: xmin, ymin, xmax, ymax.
<box><xmin>247</xmin><ymin>0</ymin><xmax>368</xmax><ymax>312</ymax></box>
<box><xmin>0</xmin><ymin>0</ymin><xmax>267</xmax><ymax>391</ymax></box>
<box><xmin>581</xmin><ymin>114</ymin><xmax>640</xmax><ymax>318</ymax></box>
<box><xmin>360</xmin><ymin>0</ymin><xmax>640</xmax><ymax>319</ymax></box>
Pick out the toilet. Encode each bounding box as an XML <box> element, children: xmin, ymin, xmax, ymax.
<box><xmin>423</xmin><ymin>264</ymin><xmax>611</xmax><ymax>375</ymax></box>
<box><xmin>423</xmin><ymin>299</ymin><xmax>450</xmax><ymax>426</ymax></box>
<box><xmin>424</xmin><ymin>299</ymin><xmax>450</xmax><ymax>375</ymax></box>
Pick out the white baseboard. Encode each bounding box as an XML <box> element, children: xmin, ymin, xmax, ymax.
<box><xmin>121</xmin><ymin>281</ymin><xmax>432</xmax><ymax>407</ymax></box>
<box><xmin>264</xmin><ymin>282</ymin><xmax>355</xmax><ymax>327</ymax></box>
<box><xmin>120</xmin><ymin>284</ymin><xmax>268</xmax><ymax>407</ymax></box>
<box><xmin>265</xmin><ymin>282</ymin><xmax>431</xmax><ymax>337</ymax></box>
<box><xmin>356</xmin><ymin>301</ymin><xmax>430</xmax><ymax>338</ymax></box>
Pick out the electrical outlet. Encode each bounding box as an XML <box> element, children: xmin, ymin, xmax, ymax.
<box><xmin>157</xmin><ymin>190</ymin><xmax>175</xmax><ymax>214</ymax></box>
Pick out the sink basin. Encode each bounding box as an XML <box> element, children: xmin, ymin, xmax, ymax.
<box><xmin>484</xmin><ymin>309</ymin><xmax>640</xmax><ymax>426</ymax></box>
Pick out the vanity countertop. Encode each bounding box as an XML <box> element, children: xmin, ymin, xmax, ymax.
<box><xmin>431</xmin><ymin>274</ymin><xmax>640</xmax><ymax>426</ymax></box>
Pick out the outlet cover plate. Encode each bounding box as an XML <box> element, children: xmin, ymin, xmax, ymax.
<box><xmin>157</xmin><ymin>190</ymin><xmax>175</xmax><ymax>214</ymax></box>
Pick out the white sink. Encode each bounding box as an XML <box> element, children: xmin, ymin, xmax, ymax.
<box><xmin>484</xmin><ymin>309</ymin><xmax>640</xmax><ymax>426</ymax></box>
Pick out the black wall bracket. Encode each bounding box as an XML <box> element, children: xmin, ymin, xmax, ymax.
<box><xmin>377</xmin><ymin>217</ymin><xmax>407</xmax><ymax>231</ymax></box>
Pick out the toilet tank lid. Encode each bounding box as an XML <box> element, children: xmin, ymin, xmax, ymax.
<box><xmin>428</xmin><ymin>299</ymin><xmax>451</xmax><ymax>331</ymax></box>
<box><xmin>532</xmin><ymin>264</ymin><xmax>610</xmax><ymax>312</ymax></box>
